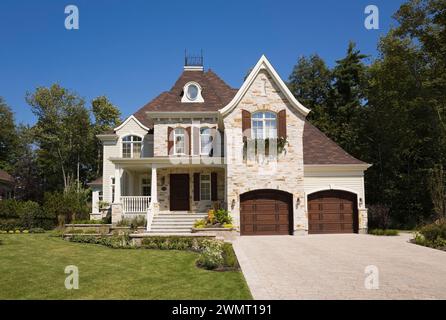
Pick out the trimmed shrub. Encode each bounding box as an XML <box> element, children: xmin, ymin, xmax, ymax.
<box><xmin>29</xmin><ymin>227</ymin><xmax>45</xmax><ymax>233</ymax></box>
<box><xmin>69</xmin><ymin>234</ymin><xmax>133</xmax><ymax>249</ymax></box>
<box><xmin>70</xmin><ymin>219</ymin><xmax>104</xmax><ymax>225</ymax></box>
<box><xmin>141</xmin><ymin>236</ymin><xmax>209</xmax><ymax>251</ymax></box>
<box><xmin>419</xmin><ymin>222</ymin><xmax>446</xmax><ymax>242</ymax></box>
<box><xmin>412</xmin><ymin>221</ymin><xmax>446</xmax><ymax>251</ymax></box>
<box><xmin>368</xmin><ymin>229</ymin><xmax>399</xmax><ymax>236</ymax></box>
<box><xmin>0</xmin><ymin>199</ymin><xmax>52</xmax><ymax>230</ymax></box>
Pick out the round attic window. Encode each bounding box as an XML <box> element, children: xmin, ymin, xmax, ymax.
<box><xmin>186</xmin><ymin>84</ymin><xmax>199</xmax><ymax>101</ymax></box>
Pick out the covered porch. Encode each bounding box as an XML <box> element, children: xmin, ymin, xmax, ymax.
<box><xmin>110</xmin><ymin>158</ymin><xmax>226</xmax><ymax>224</ymax></box>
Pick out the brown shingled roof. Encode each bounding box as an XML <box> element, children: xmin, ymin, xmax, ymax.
<box><xmin>113</xmin><ymin>67</ymin><xmax>365</xmax><ymax>166</ymax></box>
<box><xmin>132</xmin><ymin>69</ymin><xmax>237</xmax><ymax>127</ymax></box>
<box><xmin>87</xmin><ymin>176</ymin><xmax>103</xmax><ymax>186</ymax></box>
<box><xmin>0</xmin><ymin>169</ymin><xmax>14</xmax><ymax>184</ymax></box>
<box><xmin>303</xmin><ymin>122</ymin><xmax>367</xmax><ymax>165</ymax></box>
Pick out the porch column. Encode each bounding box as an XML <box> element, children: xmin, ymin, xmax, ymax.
<box><xmin>114</xmin><ymin>166</ymin><xmax>122</xmax><ymax>203</ymax></box>
<box><xmin>92</xmin><ymin>189</ymin><xmax>99</xmax><ymax>213</ymax></box>
<box><xmin>151</xmin><ymin>165</ymin><xmax>158</xmax><ymax>203</ymax></box>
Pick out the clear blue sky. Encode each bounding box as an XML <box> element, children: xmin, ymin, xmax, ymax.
<box><xmin>0</xmin><ymin>0</ymin><xmax>406</xmax><ymax>125</ymax></box>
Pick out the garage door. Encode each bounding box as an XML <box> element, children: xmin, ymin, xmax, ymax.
<box><xmin>240</xmin><ymin>190</ymin><xmax>292</xmax><ymax>236</ymax></box>
<box><xmin>308</xmin><ymin>190</ymin><xmax>358</xmax><ymax>234</ymax></box>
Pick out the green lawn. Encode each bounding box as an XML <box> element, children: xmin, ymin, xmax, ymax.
<box><xmin>0</xmin><ymin>234</ymin><xmax>252</xmax><ymax>300</ymax></box>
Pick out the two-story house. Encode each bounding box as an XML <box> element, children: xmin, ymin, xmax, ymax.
<box><xmin>93</xmin><ymin>55</ymin><xmax>370</xmax><ymax>235</ymax></box>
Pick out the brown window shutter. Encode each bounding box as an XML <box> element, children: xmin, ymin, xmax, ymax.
<box><xmin>167</xmin><ymin>127</ymin><xmax>173</xmax><ymax>155</ymax></box>
<box><xmin>193</xmin><ymin>126</ymin><xmax>200</xmax><ymax>156</ymax></box>
<box><xmin>211</xmin><ymin>172</ymin><xmax>218</xmax><ymax>201</ymax></box>
<box><xmin>193</xmin><ymin>173</ymin><xmax>200</xmax><ymax>201</ymax></box>
<box><xmin>242</xmin><ymin>110</ymin><xmax>251</xmax><ymax>139</ymax></box>
<box><xmin>278</xmin><ymin>110</ymin><xmax>287</xmax><ymax>138</ymax></box>
<box><xmin>186</xmin><ymin>127</ymin><xmax>191</xmax><ymax>155</ymax></box>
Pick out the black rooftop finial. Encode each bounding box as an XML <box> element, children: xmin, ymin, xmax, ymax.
<box><xmin>184</xmin><ymin>49</ymin><xmax>203</xmax><ymax>67</ymax></box>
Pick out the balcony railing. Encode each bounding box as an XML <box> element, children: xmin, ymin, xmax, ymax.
<box><xmin>121</xmin><ymin>196</ymin><xmax>151</xmax><ymax>213</ymax></box>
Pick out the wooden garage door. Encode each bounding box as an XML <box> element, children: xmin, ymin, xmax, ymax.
<box><xmin>240</xmin><ymin>190</ymin><xmax>292</xmax><ymax>236</ymax></box>
<box><xmin>308</xmin><ymin>190</ymin><xmax>358</xmax><ymax>234</ymax></box>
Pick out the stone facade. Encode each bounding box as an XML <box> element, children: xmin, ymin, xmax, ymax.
<box><xmin>153</xmin><ymin>118</ymin><xmax>218</xmax><ymax>157</ymax></box>
<box><xmin>99</xmin><ymin>56</ymin><xmax>369</xmax><ymax>235</ymax></box>
<box><xmin>155</xmin><ymin>167</ymin><xmax>225</xmax><ymax>212</ymax></box>
<box><xmin>223</xmin><ymin>70</ymin><xmax>307</xmax><ymax>233</ymax></box>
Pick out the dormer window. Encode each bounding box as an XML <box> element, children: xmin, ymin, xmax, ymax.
<box><xmin>122</xmin><ymin>135</ymin><xmax>142</xmax><ymax>158</ymax></box>
<box><xmin>187</xmin><ymin>84</ymin><xmax>199</xmax><ymax>101</ymax></box>
<box><xmin>181</xmin><ymin>82</ymin><xmax>204</xmax><ymax>103</ymax></box>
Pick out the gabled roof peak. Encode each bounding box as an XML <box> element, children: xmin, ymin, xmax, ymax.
<box><xmin>219</xmin><ymin>54</ymin><xmax>310</xmax><ymax>117</ymax></box>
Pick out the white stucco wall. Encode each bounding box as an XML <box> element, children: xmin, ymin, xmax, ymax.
<box><xmin>102</xmin><ymin>117</ymin><xmax>151</xmax><ymax>204</ymax></box>
<box><xmin>303</xmin><ymin>166</ymin><xmax>368</xmax><ymax>232</ymax></box>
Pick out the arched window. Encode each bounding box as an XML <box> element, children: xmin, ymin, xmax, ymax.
<box><xmin>122</xmin><ymin>135</ymin><xmax>142</xmax><ymax>158</ymax></box>
<box><xmin>174</xmin><ymin>128</ymin><xmax>186</xmax><ymax>155</ymax></box>
<box><xmin>200</xmin><ymin>127</ymin><xmax>213</xmax><ymax>155</ymax></box>
<box><xmin>252</xmin><ymin>111</ymin><xmax>277</xmax><ymax>139</ymax></box>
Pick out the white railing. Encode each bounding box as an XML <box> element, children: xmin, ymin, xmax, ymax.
<box><xmin>121</xmin><ymin>196</ymin><xmax>151</xmax><ymax>213</ymax></box>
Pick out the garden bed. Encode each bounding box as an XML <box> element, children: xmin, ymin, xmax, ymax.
<box><xmin>411</xmin><ymin>221</ymin><xmax>446</xmax><ymax>251</ymax></box>
<box><xmin>65</xmin><ymin>233</ymin><xmax>239</xmax><ymax>271</ymax></box>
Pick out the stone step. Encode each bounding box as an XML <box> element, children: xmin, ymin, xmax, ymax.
<box><xmin>151</xmin><ymin>224</ymin><xmax>196</xmax><ymax>228</ymax></box>
<box><xmin>156</xmin><ymin>215</ymin><xmax>207</xmax><ymax>218</ymax></box>
<box><xmin>153</xmin><ymin>217</ymin><xmax>204</xmax><ymax>221</ymax></box>
<box><xmin>152</xmin><ymin>219</ymin><xmax>204</xmax><ymax>223</ymax></box>
<box><xmin>148</xmin><ymin>229</ymin><xmax>191</xmax><ymax>234</ymax></box>
<box><xmin>149</xmin><ymin>228</ymin><xmax>192</xmax><ymax>233</ymax></box>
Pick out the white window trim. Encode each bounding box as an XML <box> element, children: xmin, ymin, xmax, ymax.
<box><xmin>122</xmin><ymin>134</ymin><xmax>143</xmax><ymax>158</ymax></box>
<box><xmin>173</xmin><ymin>128</ymin><xmax>187</xmax><ymax>156</ymax></box>
<box><xmin>199</xmin><ymin>127</ymin><xmax>213</xmax><ymax>156</ymax></box>
<box><xmin>251</xmin><ymin>111</ymin><xmax>277</xmax><ymax>140</ymax></box>
<box><xmin>200</xmin><ymin>173</ymin><xmax>211</xmax><ymax>201</ymax></box>
<box><xmin>181</xmin><ymin>81</ymin><xmax>204</xmax><ymax>103</ymax></box>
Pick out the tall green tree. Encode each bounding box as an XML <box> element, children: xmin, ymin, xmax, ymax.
<box><xmin>330</xmin><ymin>42</ymin><xmax>368</xmax><ymax>155</ymax></box>
<box><xmin>288</xmin><ymin>54</ymin><xmax>332</xmax><ymax>132</ymax></box>
<box><xmin>13</xmin><ymin>125</ymin><xmax>42</xmax><ymax>201</ymax></box>
<box><xmin>91</xmin><ymin>96</ymin><xmax>121</xmax><ymax>177</ymax></box>
<box><xmin>362</xmin><ymin>0</ymin><xmax>446</xmax><ymax>226</ymax></box>
<box><xmin>26</xmin><ymin>84</ymin><xmax>93</xmax><ymax>192</ymax></box>
<box><xmin>0</xmin><ymin>97</ymin><xmax>20</xmax><ymax>172</ymax></box>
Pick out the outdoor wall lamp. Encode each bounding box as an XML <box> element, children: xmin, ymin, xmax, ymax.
<box><xmin>296</xmin><ymin>197</ymin><xmax>300</xmax><ymax>208</ymax></box>
<box><xmin>231</xmin><ymin>199</ymin><xmax>236</xmax><ymax>210</ymax></box>
<box><xmin>359</xmin><ymin>198</ymin><xmax>363</xmax><ymax>208</ymax></box>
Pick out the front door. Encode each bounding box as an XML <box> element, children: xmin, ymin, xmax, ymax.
<box><xmin>170</xmin><ymin>174</ymin><xmax>190</xmax><ymax>211</ymax></box>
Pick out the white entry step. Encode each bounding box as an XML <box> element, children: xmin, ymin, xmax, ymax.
<box><xmin>147</xmin><ymin>212</ymin><xmax>207</xmax><ymax>234</ymax></box>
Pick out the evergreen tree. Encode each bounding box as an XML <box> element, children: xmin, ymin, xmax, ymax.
<box><xmin>288</xmin><ymin>54</ymin><xmax>332</xmax><ymax>132</ymax></box>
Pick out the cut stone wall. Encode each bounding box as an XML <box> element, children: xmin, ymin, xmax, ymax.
<box><xmin>153</xmin><ymin>118</ymin><xmax>218</xmax><ymax>157</ymax></box>
<box><xmin>223</xmin><ymin>70</ymin><xmax>307</xmax><ymax>234</ymax></box>
<box><xmin>156</xmin><ymin>167</ymin><xmax>225</xmax><ymax>213</ymax></box>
